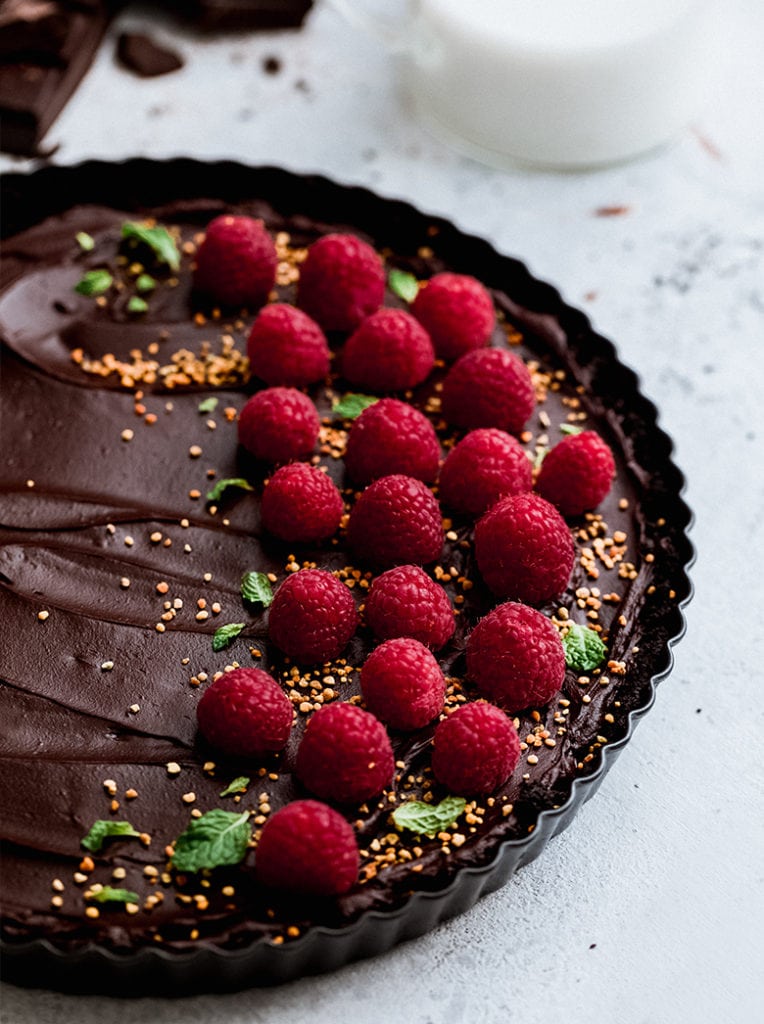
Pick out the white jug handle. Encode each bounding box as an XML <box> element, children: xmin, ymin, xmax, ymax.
<box><xmin>324</xmin><ymin>0</ymin><xmax>412</xmax><ymax>54</ymax></box>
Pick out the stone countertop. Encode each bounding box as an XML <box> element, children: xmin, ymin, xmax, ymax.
<box><xmin>2</xmin><ymin>2</ymin><xmax>763</xmax><ymax>1022</ymax></box>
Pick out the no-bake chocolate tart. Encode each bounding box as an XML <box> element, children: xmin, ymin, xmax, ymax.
<box><xmin>0</xmin><ymin>159</ymin><xmax>693</xmax><ymax>995</ymax></box>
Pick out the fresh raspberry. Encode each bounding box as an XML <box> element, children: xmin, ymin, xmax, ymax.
<box><xmin>441</xmin><ymin>348</ymin><xmax>535</xmax><ymax>435</ymax></box>
<box><xmin>193</xmin><ymin>214</ymin><xmax>277</xmax><ymax>309</ymax></box>
<box><xmin>256</xmin><ymin>800</ymin><xmax>359</xmax><ymax>896</ymax></box>
<box><xmin>296</xmin><ymin>702</ymin><xmax>394</xmax><ymax>804</ymax></box>
<box><xmin>344</xmin><ymin>399</ymin><xmax>441</xmax><ymax>486</ymax></box>
<box><xmin>536</xmin><ymin>430</ymin><xmax>616</xmax><ymax>516</ymax></box>
<box><xmin>431</xmin><ymin>702</ymin><xmax>520</xmax><ymax>796</ymax></box>
<box><xmin>342</xmin><ymin>308</ymin><xmax>435</xmax><ymax>392</ymax></box>
<box><xmin>261</xmin><ymin>463</ymin><xmax>343</xmax><ymax>543</ymax></box>
<box><xmin>297</xmin><ymin>233</ymin><xmax>385</xmax><ymax>332</ymax></box>
<box><xmin>411</xmin><ymin>272</ymin><xmax>495</xmax><ymax>361</ymax></box>
<box><xmin>360</xmin><ymin>638</ymin><xmax>446</xmax><ymax>731</ymax></box>
<box><xmin>238</xmin><ymin>387</ymin><xmax>319</xmax><ymax>463</ymax></box>
<box><xmin>466</xmin><ymin>602</ymin><xmax>566</xmax><ymax>711</ymax></box>
<box><xmin>438</xmin><ymin>428</ymin><xmax>532</xmax><ymax>516</ymax></box>
<box><xmin>347</xmin><ymin>474</ymin><xmax>444</xmax><ymax>568</ymax></box>
<box><xmin>475</xmin><ymin>492</ymin><xmax>574</xmax><ymax>604</ymax></box>
<box><xmin>364</xmin><ymin>565</ymin><xmax>454</xmax><ymax>649</ymax></box>
<box><xmin>268</xmin><ymin>568</ymin><xmax>357</xmax><ymax>663</ymax></box>
<box><xmin>247</xmin><ymin>303</ymin><xmax>330</xmax><ymax>388</ymax></box>
<box><xmin>196</xmin><ymin>668</ymin><xmax>292</xmax><ymax>758</ymax></box>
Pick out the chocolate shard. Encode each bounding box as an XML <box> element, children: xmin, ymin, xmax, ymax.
<box><xmin>116</xmin><ymin>30</ymin><xmax>184</xmax><ymax>77</ymax></box>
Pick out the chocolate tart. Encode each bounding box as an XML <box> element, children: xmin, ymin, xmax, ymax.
<box><xmin>0</xmin><ymin>159</ymin><xmax>693</xmax><ymax>995</ymax></box>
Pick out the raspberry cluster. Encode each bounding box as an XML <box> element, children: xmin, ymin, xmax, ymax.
<box><xmin>187</xmin><ymin>218</ymin><xmax>620</xmax><ymax>899</ymax></box>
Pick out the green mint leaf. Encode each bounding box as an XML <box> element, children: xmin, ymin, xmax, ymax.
<box><xmin>121</xmin><ymin>222</ymin><xmax>180</xmax><ymax>273</ymax></box>
<box><xmin>135</xmin><ymin>273</ymin><xmax>157</xmax><ymax>293</ymax></box>
<box><xmin>532</xmin><ymin>447</ymin><xmax>549</xmax><ymax>472</ymax></box>
<box><xmin>171</xmin><ymin>809</ymin><xmax>250</xmax><ymax>872</ymax></box>
<box><xmin>76</xmin><ymin>231</ymin><xmax>95</xmax><ymax>252</ymax></box>
<box><xmin>198</xmin><ymin>396</ymin><xmax>219</xmax><ymax>414</ymax></box>
<box><xmin>560</xmin><ymin>423</ymin><xmax>584</xmax><ymax>436</ymax></box>
<box><xmin>392</xmin><ymin>796</ymin><xmax>466</xmax><ymax>837</ymax></box>
<box><xmin>81</xmin><ymin>820</ymin><xmax>140</xmax><ymax>853</ymax></box>
<box><xmin>74</xmin><ymin>269</ymin><xmax>113</xmax><ymax>297</ymax></box>
<box><xmin>205</xmin><ymin>477</ymin><xmax>254</xmax><ymax>504</ymax></box>
<box><xmin>241</xmin><ymin>571</ymin><xmax>273</xmax><ymax>608</ymax></box>
<box><xmin>332</xmin><ymin>394</ymin><xmax>378</xmax><ymax>420</ymax></box>
<box><xmin>388</xmin><ymin>268</ymin><xmax>419</xmax><ymax>303</ymax></box>
<box><xmin>212</xmin><ymin>622</ymin><xmax>246</xmax><ymax>652</ymax></box>
<box><xmin>89</xmin><ymin>886</ymin><xmax>139</xmax><ymax>905</ymax></box>
<box><xmin>562</xmin><ymin>623</ymin><xmax>607</xmax><ymax>672</ymax></box>
<box><xmin>127</xmin><ymin>296</ymin><xmax>149</xmax><ymax>314</ymax></box>
<box><xmin>220</xmin><ymin>776</ymin><xmax>250</xmax><ymax>798</ymax></box>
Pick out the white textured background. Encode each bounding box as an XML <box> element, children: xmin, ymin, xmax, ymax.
<box><xmin>1</xmin><ymin>2</ymin><xmax>763</xmax><ymax>1021</ymax></box>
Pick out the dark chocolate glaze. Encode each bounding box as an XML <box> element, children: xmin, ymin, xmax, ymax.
<box><xmin>0</xmin><ymin>161</ymin><xmax>693</xmax><ymax>989</ymax></box>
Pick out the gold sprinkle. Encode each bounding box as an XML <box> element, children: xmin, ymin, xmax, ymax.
<box><xmin>166</xmin><ymin>762</ymin><xmax>181</xmax><ymax>775</ymax></box>
<box><xmin>121</xmin><ymin>429</ymin><xmax>134</xmax><ymax>442</ymax></box>
<box><xmin>101</xmin><ymin>660</ymin><xmax>114</xmax><ymax>671</ymax></box>
<box><xmin>120</xmin><ymin>577</ymin><xmax>131</xmax><ymax>588</ymax></box>
<box><xmin>189</xmin><ymin>445</ymin><xmax>203</xmax><ymax>458</ymax></box>
<box><xmin>182</xmin><ymin>792</ymin><xmax>196</xmax><ymax>804</ymax></box>
<box><xmin>37</xmin><ymin>610</ymin><xmax>50</xmax><ymax>621</ymax></box>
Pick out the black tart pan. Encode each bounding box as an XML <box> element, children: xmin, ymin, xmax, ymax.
<box><xmin>0</xmin><ymin>159</ymin><xmax>694</xmax><ymax>995</ymax></box>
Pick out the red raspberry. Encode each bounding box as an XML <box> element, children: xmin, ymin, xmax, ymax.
<box><xmin>347</xmin><ymin>474</ymin><xmax>444</xmax><ymax>569</ymax></box>
<box><xmin>475</xmin><ymin>492</ymin><xmax>574</xmax><ymax>604</ymax></box>
<box><xmin>247</xmin><ymin>303</ymin><xmax>330</xmax><ymax>388</ymax></box>
<box><xmin>298</xmin><ymin>233</ymin><xmax>385</xmax><ymax>332</ymax></box>
<box><xmin>441</xmin><ymin>348</ymin><xmax>535</xmax><ymax>435</ymax></box>
<box><xmin>466</xmin><ymin>602</ymin><xmax>565</xmax><ymax>711</ymax></box>
<box><xmin>296</xmin><ymin>703</ymin><xmax>394</xmax><ymax>804</ymax></box>
<box><xmin>360</xmin><ymin>638</ymin><xmax>446</xmax><ymax>731</ymax></box>
<box><xmin>411</xmin><ymin>272</ymin><xmax>495</xmax><ymax>361</ymax></box>
<box><xmin>536</xmin><ymin>430</ymin><xmax>616</xmax><ymax>516</ymax></box>
<box><xmin>193</xmin><ymin>214</ymin><xmax>277</xmax><ymax>309</ymax></box>
<box><xmin>268</xmin><ymin>568</ymin><xmax>357</xmax><ymax>663</ymax></box>
<box><xmin>344</xmin><ymin>399</ymin><xmax>441</xmax><ymax>486</ymax></box>
<box><xmin>196</xmin><ymin>668</ymin><xmax>292</xmax><ymax>758</ymax></box>
<box><xmin>256</xmin><ymin>800</ymin><xmax>359</xmax><ymax>896</ymax></box>
<box><xmin>364</xmin><ymin>564</ymin><xmax>454</xmax><ymax>649</ymax></box>
<box><xmin>238</xmin><ymin>387</ymin><xmax>319</xmax><ymax>463</ymax></box>
<box><xmin>439</xmin><ymin>428</ymin><xmax>532</xmax><ymax>516</ymax></box>
<box><xmin>431</xmin><ymin>702</ymin><xmax>520</xmax><ymax>796</ymax></box>
<box><xmin>342</xmin><ymin>308</ymin><xmax>435</xmax><ymax>392</ymax></box>
<box><xmin>261</xmin><ymin>463</ymin><xmax>343</xmax><ymax>543</ymax></box>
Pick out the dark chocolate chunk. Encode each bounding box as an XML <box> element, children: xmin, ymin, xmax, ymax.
<box><xmin>116</xmin><ymin>30</ymin><xmax>184</xmax><ymax>77</ymax></box>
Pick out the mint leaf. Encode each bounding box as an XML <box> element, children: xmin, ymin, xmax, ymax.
<box><xmin>198</xmin><ymin>396</ymin><xmax>218</xmax><ymax>415</ymax></box>
<box><xmin>127</xmin><ymin>296</ymin><xmax>149</xmax><ymax>314</ymax></box>
<box><xmin>121</xmin><ymin>222</ymin><xmax>180</xmax><ymax>273</ymax></box>
<box><xmin>392</xmin><ymin>796</ymin><xmax>466</xmax><ymax>837</ymax></box>
<box><xmin>206</xmin><ymin>477</ymin><xmax>254</xmax><ymax>504</ymax></box>
<box><xmin>212</xmin><ymin>622</ymin><xmax>246</xmax><ymax>652</ymax></box>
<box><xmin>81</xmin><ymin>820</ymin><xmax>140</xmax><ymax>853</ymax></box>
<box><xmin>332</xmin><ymin>394</ymin><xmax>378</xmax><ymax>420</ymax></box>
<box><xmin>241</xmin><ymin>571</ymin><xmax>273</xmax><ymax>608</ymax></box>
<box><xmin>171</xmin><ymin>809</ymin><xmax>250</xmax><ymax>872</ymax></box>
<box><xmin>135</xmin><ymin>274</ymin><xmax>157</xmax><ymax>293</ymax></box>
<box><xmin>388</xmin><ymin>268</ymin><xmax>419</xmax><ymax>303</ymax></box>
<box><xmin>74</xmin><ymin>269</ymin><xmax>113</xmax><ymax>296</ymax></box>
<box><xmin>560</xmin><ymin>423</ymin><xmax>584</xmax><ymax>436</ymax></box>
<box><xmin>533</xmin><ymin>447</ymin><xmax>549</xmax><ymax>472</ymax></box>
<box><xmin>89</xmin><ymin>886</ymin><xmax>139</xmax><ymax>905</ymax></box>
<box><xmin>220</xmin><ymin>776</ymin><xmax>250</xmax><ymax>797</ymax></box>
<box><xmin>76</xmin><ymin>231</ymin><xmax>95</xmax><ymax>252</ymax></box>
<box><xmin>562</xmin><ymin>623</ymin><xmax>607</xmax><ymax>672</ymax></box>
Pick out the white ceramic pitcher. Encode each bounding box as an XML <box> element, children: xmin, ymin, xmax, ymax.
<box><xmin>327</xmin><ymin>0</ymin><xmax>717</xmax><ymax>169</ymax></box>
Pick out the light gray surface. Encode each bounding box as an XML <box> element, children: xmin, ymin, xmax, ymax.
<box><xmin>1</xmin><ymin>2</ymin><xmax>763</xmax><ymax>1022</ymax></box>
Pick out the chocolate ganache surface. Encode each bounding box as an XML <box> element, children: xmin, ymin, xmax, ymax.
<box><xmin>0</xmin><ymin>161</ymin><xmax>692</xmax><ymax>991</ymax></box>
